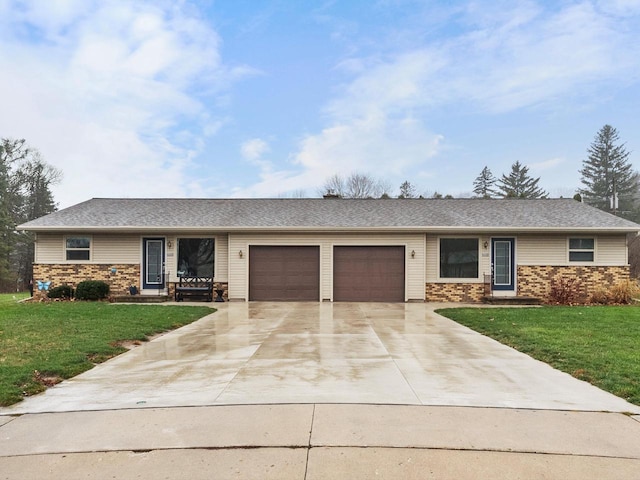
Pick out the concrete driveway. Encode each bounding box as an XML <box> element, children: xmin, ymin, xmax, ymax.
<box><xmin>3</xmin><ymin>302</ymin><xmax>638</xmax><ymax>415</ymax></box>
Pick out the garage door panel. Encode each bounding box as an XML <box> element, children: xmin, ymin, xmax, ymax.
<box><xmin>250</xmin><ymin>246</ymin><xmax>320</xmax><ymax>301</ymax></box>
<box><xmin>333</xmin><ymin>246</ymin><xmax>405</xmax><ymax>302</ymax></box>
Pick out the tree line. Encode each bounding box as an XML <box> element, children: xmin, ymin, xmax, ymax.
<box><xmin>0</xmin><ymin>139</ymin><xmax>60</xmax><ymax>292</ymax></box>
<box><xmin>472</xmin><ymin>125</ymin><xmax>639</xmax><ymax>221</ymax></box>
<box><xmin>320</xmin><ymin>124</ymin><xmax>639</xmax><ymax>223</ymax></box>
<box><xmin>320</xmin><ymin>161</ymin><xmax>549</xmax><ymax>201</ymax></box>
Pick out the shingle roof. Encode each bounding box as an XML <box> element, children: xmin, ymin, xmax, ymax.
<box><xmin>17</xmin><ymin>197</ymin><xmax>640</xmax><ymax>233</ymax></box>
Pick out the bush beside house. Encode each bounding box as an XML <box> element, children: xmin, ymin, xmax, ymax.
<box><xmin>75</xmin><ymin>281</ymin><xmax>110</xmax><ymax>300</ymax></box>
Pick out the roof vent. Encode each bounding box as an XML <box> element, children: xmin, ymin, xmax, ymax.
<box><xmin>323</xmin><ymin>190</ymin><xmax>341</xmax><ymax>199</ymax></box>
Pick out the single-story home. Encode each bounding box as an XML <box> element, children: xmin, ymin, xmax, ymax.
<box><xmin>18</xmin><ymin>197</ymin><xmax>640</xmax><ymax>303</ymax></box>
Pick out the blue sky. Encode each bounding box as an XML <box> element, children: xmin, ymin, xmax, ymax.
<box><xmin>1</xmin><ymin>0</ymin><xmax>639</xmax><ymax>207</ymax></box>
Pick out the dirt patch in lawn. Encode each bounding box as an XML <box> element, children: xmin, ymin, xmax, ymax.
<box><xmin>33</xmin><ymin>370</ymin><xmax>63</xmax><ymax>387</ymax></box>
<box><xmin>111</xmin><ymin>332</ymin><xmax>166</xmax><ymax>351</ymax></box>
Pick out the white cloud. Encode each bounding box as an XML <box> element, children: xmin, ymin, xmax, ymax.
<box><xmin>3</xmin><ymin>0</ymin><xmax>637</xmax><ymax>203</ymax></box>
<box><xmin>332</xmin><ymin>1</ymin><xmax>640</xmax><ymax>116</ymax></box>
<box><xmin>597</xmin><ymin>0</ymin><xmax>640</xmax><ymax>15</ymax></box>
<box><xmin>0</xmin><ymin>0</ymin><xmax>249</xmax><ymax>207</ymax></box>
<box><xmin>241</xmin><ymin>138</ymin><xmax>270</xmax><ymax>161</ymax></box>
<box><xmin>448</xmin><ymin>2</ymin><xmax>640</xmax><ymax>112</ymax></box>
<box><xmin>240</xmin><ymin>138</ymin><xmax>273</xmax><ymax>175</ymax></box>
<box><xmin>238</xmin><ymin>1</ymin><xmax>640</xmax><ymax>197</ymax></box>
<box><xmin>234</xmin><ymin>113</ymin><xmax>443</xmax><ymax>197</ymax></box>
<box><xmin>294</xmin><ymin>114</ymin><xmax>442</xmax><ymax>175</ymax></box>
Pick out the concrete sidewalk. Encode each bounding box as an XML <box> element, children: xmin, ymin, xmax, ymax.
<box><xmin>1</xmin><ymin>404</ymin><xmax>640</xmax><ymax>479</ymax></box>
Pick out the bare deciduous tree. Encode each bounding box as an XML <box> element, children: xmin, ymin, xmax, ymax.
<box><xmin>320</xmin><ymin>172</ymin><xmax>389</xmax><ymax>198</ymax></box>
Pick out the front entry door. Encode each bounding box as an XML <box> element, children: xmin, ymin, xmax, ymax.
<box><xmin>492</xmin><ymin>238</ymin><xmax>515</xmax><ymax>292</ymax></box>
<box><xmin>143</xmin><ymin>238</ymin><xmax>165</xmax><ymax>290</ymax></box>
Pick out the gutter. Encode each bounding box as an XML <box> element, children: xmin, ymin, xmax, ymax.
<box><xmin>16</xmin><ymin>225</ymin><xmax>640</xmax><ymax>234</ymax></box>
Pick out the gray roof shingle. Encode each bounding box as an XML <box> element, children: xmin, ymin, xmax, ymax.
<box><xmin>17</xmin><ymin>197</ymin><xmax>640</xmax><ymax>232</ymax></box>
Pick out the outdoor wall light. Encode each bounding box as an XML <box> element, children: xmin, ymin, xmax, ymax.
<box><xmin>483</xmin><ymin>241</ymin><xmax>489</xmax><ymax>249</ymax></box>
<box><xmin>411</xmin><ymin>250</ymin><xmax>415</xmax><ymax>258</ymax></box>
<box><xmin>167</xmin><ymin>240</ymin><xmax>173</xmax><ymax>248</ymax></box>
<box><xmin>239</xmin><ymin>250</ymin><xmax>243</xmax><ymax>258</ymax></box>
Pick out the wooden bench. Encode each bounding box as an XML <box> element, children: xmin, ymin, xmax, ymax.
<box><xmin>175</xmin><ymin>276</ymin><xmax>214</xmax><ymax>302</ymax></box>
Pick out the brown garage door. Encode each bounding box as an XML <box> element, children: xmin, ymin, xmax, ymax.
<box><xmin>249</xmin><ymin>246</ymin><xmax>320</xmax><ymax>301</ymax></box>
<box><xmin>333</xmin><ymin>246</ymin><xmax>405</xmax><ymax>302</ymax></box>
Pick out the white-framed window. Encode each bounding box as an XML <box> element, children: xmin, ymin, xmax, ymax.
<box><xmin>568</xmin><ymin>238</ymin><xmax>595</xmax><ymax>262</ymax></box>
<box><xmin>65</xmin><ymin>236</ymin><xmax>91</xmax><ymax>261</ymax></box>
<box><xmin>439</xmin><ymin>238</ymin><xmax>479</xmax><ymax>278</ymax></box>
<box><xmin>177</xmin><ymin>238</ymin><xmax>215</xmax><ymax>277</ymax></box>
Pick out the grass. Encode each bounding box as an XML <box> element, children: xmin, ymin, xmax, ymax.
<box><xmin>437</xmin><ymin>306</ymin><xmax>640</xmax><ymax>406</ymax></box>
<box><xmin>0</xmin><ymin>292</ymin><xmax>30</xmax><ymax>305</ymax></box>
<box><xmin>0</xmin><ymin>301</ymin><xmax>213</xmax><ymax>407</ymax></box>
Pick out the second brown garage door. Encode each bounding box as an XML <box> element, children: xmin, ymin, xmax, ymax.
<box><xmin>333</xmin><ymin>246</ymin><xmax>405</xmax><ymax>302</ymax></box>
<box><xmin>249</xmin><ymin>246</ymin><xmax>320</xmax><ymax>301</ymax></box>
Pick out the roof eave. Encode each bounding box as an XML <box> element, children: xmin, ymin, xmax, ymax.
<box><xmin>18</xmin><ymin>225</ymin><xmax>640</xmax><ymax>234</ymax></box>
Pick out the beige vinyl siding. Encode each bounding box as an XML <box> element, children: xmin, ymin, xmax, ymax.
<box><xmin>228</xmin><ymin>233</ymin><xmax>425</xmax><ymax>302</ymax></box>
<box><xmin>426</xmin><ymin>235</ymin><xmax>437</xmax><ymax>282</ymax></box>
<box><xmin>36</xmin><ymin>234</ymin><xmax>140</xmax><ymax>264</ymax></box>
<box><xmin>426</xmin><ymin>234</ymin><xmax>491</xmax><ymax>283</ymax></box>
<box><xmin>321</xmin><ymin>240</ymin><xmax>333</xmax><ymax>298</ymax></box>
<box><xmin>517</xmin><ymin>235</ymin><xmax>566</xmax><ymax>265</ymax></box>
<box><xmin>34</xmin><ymin>234</ymin><xmax>64</xmax><ymax>263</ymax></box>
<box><xmin>216</xmin><ymin>234</ymin><xmax>229</xmax><ymax>282</ymax></box>
<box><xmin>93</xmin><ymin>235</ymin><xmax>140</xmax><ymax>263</ymax></box>
<box><xmin>596</xmin><ymin>235</ymin><xmax>627</xmax><ymax>265</ymax></box>
<box><xmin>518</xmin><ymin>234</ymin><xmax>628</xmax><ymax>266</ymax></box>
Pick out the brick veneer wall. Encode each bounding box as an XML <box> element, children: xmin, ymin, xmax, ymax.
<box><xmin>32</xmin><ymin>264</ymin><xmax>231</xmax><ymax>302</ymax></box>
<box><xmin>426</xmin><ymin>283</ymin><xmax>485</xmax><ymax>303</ymax></box>
<box><xmin>517</xmin><ymin>265</ymin><xmax>630</xmax><ymax>301</ymax></box>
<box><xmin>32</xmin><ymin>264</ymin><xmax>140</xmax><ymax>300</ymax></box>
<box><xmin>426</xmin><ymin>265</ymin><xmax>630</xmax><ymax>303</ymax></box>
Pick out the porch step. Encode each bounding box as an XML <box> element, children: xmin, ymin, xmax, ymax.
<box><xmin>112</xmin><ymin>295</ymin><xmax>170</xmax><ymax>304</ymax></box>
<box><xmin>482</xmin><ymin>296</ymin><xmax>543</xmax><ymax>305</ymax></box>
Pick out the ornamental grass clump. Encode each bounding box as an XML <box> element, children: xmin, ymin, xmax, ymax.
<box><xmin>590</xmin><ymin>280</ymin><xmax>640</xmax><ymax>305</ymax></box>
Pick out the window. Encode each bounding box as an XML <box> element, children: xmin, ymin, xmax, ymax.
<box><xmin>440</xmin><ymin>238</ymin><xmax>479</xmax><ymax>278</ymax></box>
<box><xmin>66</xmin><ymin>236</ymin><xmax>91</xmax><ymax>261</ymax></box>
<box><xmin>177</xmin><ymin>238</ymin><xmax>215</xmax><ymax>277</ymax></box>
<box><xmin>569</xmin><ymin>238</ymin><xmax>594</xmax><ymax>262</ymax></box>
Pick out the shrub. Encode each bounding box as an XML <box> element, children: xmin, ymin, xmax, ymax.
<box><xmin>75</xmin><ymin>280</ymin><xmax>110</xmax><ymax>301</ymax></box>
<box><xmin>548</xmin><ymin>276</ymin><xmax>583</xmax><ymax>305</ymax></box>
<box><xmin>47</xmin><ymin>285</ymin><xmax>74</xmax><ymax>299</ymax></box>
<box><xmin>589</xmin><ymin>280</ymin><xmax>640</xmax><ymax>305</ymax></box>
<box><xmin>589</xmin><ymin>287</ymin><xmax>609</xmax><ymax>305</ymax></box>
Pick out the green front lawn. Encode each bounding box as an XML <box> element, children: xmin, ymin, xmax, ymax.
<box><xmin>0</xmin><ymin>292</ymin><xmax>30</xmax><ymax>305</ymax></box>
<box><xmin>437</xmin><ymin>306</ymin><xmax>640</xmax><ymax>406</ymax></box>
<box><xmin>0</xmin><ymin>302</ymin><xmax>213</xmax><ymax>407</ymax></box>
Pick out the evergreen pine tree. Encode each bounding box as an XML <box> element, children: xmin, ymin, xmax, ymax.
<box><xmin>579</xmin><ymin>125</ymin><xmax>637</xmax><ymax>214</ymax></box>
<box><xmin>472</xmin><ymin>166</ymin><xmax>497</xmax><ymax>198</ymax></box>
<box><xmin>497</xmin><ymin>161</ymin><xmax>547</xmax><ymax>199</ymax></box>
